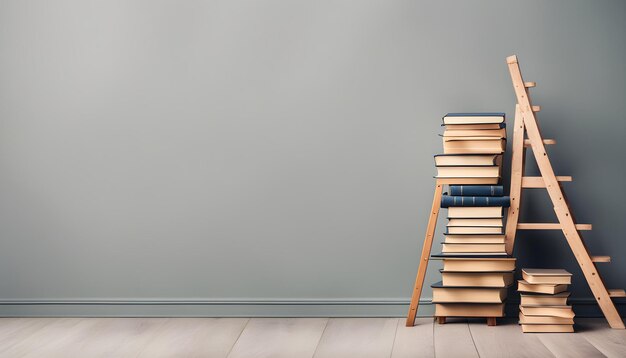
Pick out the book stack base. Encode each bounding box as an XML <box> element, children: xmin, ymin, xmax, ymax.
<box><xmin>518</xmin><ymin>269</ymin><xmax>574</xmax><ymax>333</ymax></box>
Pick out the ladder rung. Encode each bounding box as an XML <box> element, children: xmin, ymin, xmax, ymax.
<box><xmin>521</xmin><ymin>176</ymin><xmax>573</xmax><ymax>188</ymax></box>
<box><xmin>517</xmin><ymin>223</ymin><xmax>592</xmax><ymax>230</ymax></box>
<box><xmin>524</xmin><ymin>81</ymin><xmax>536</xmax><ymax>88</ymax></box>
<box><xmin>592</xmin><ymin>256</ymin><xmax>611</xmax><ymax>263</ymax></box>
<box><xmin>532</xmin><ymin>105</ymin><xmax>541</xmax><ymax>112</ymax></box>
<box><xmin>524</xmin><ymin>139</ymin><xmax>556</xmax><ymax>147</ymax></box>
<box><xmin>609</xmin><ymin>289</ymin><xmax>626</xmax><ymax>298</ymax></box>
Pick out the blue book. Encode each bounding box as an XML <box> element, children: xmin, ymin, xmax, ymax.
<box><xmin>441</xmin><ymin>195</ymin><xmax>510</xmax><ymax>208</ymax></box>
<box><xmin>449</xmin><ymin>185</ymin><xmax>504</xmax><ymax>196</ymax></box>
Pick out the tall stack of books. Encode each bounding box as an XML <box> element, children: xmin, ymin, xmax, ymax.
<box><xmin>431</xmin><ymin>113</ymin><xmax>514</xmax><ymax>321</ymax></box>
<box><xmin>518</xmin><ymin>268</ymin><xmax>574</xmax><ymax>333</ymax></box>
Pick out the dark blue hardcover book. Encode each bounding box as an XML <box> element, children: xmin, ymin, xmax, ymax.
<box><xmin>449</xmin><ymin>185</ymin><xmax>504</xmax><ymax>196</ymax></box>
<box><xmin>441</xmin><ymin>195</ymin><xmax>510</xmax><ymax>208</ymax></box>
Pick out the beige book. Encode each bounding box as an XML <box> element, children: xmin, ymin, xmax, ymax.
<box><xmin>522</xmin><ymin>268</ymin><xmax>572</xmax><ymax>285</ymax></box>
<box><xmin>519</xmin><ymin>312</ymin><xmax>574</xmax><ymax>325</ymax></box>
<box><xmin>521</xmin><ymin>324</ymin><xmax>574</xmax><ymax>333</ymax></box>
<box><xmin>443</xmin><ymin>234</ymin><xmax>505</xmax><ymax>244</ymax></box>
<box><xmin>443</xmin><ymin>128</ymin><xmax>506</xmax><ymax>138</ymax></box>
<box><xmin>435</xmin><ymin>303</ymin><xmax>505</xmax><ymax>317</ymax></box>
<box><xmin>442</xmin><ymin>243</ymin><xmax>506</xmax><ymax>253</ymax></box>
<box><xmin>445</xmin><ymin>123</ymin><xmax>503</xmax><ymax>130</ymax></box>
<box><xmin>441</xmin><ymin>271</ymin><xmax>514</xmax><ymax>287</ymax></box>
<box><xmin>519</xmin><ymin>305</ymin><xmax>575</xmax><ymax>319</ymax></box>
<box><xmin>432</xmin><ymin>286</ymin><xmax>507</xmax><ymax>303</ymax></box>
<box><xmin>443</xmin><ymin>138</ymin><xmax>506</xmax><ymax>154</ymax></box>
<box><xmin>517</xmin><ymin>280</ymin><xmax>568</xmax><ymax>295</ymax></box>
<box><xmin>438</xmin><ymin>177</ymin><xmax>501</xmax><ymax>184</ymax></box>
<box><xmin>520</xmin><ymin>292</ymin><xmax>570</xmax><ymax>306</ymax></box>
<box><xmin>434</xmin><ymin>154</ymin><xmax>501</xmax><ymax>166</ymax></box>
<box><xmin>436</xmin><ymin>166</ymin><xmax>500</xmax><ymax>178</ymax></box>
<box><xmin>447</xmin><ymin>206</ymin><xmax>503</xmax><ymax>218</ymax></box>
<box><xmin>447</xmin><ymin>226</ymin><xmax>503</xmax><ymax>234</ymax></box>
<box><xmin>447</xmin><ymin>218</ymin><xmax>503</xmax><ymax>227</ymax></box>
<box><xmin>442</xmin><ymin>115</ymin><xmax>505</xmax><ymax>125</ymax></box>
<box><xmin>442</xmin><ymin>258</ymin><xmax>516</xmax><ymax>272</ymax></box>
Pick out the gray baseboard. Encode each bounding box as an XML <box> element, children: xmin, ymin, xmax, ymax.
<box><xmin>0</xmin><ymin>298</ymin><xmax>623</xmax><ymax>317</ymax></box>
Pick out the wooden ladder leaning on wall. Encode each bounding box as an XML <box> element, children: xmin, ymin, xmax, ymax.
<box><xmin>504</xmin><ymin>55</ymin><xmax>625</xmax><ymax>329</ymax></box>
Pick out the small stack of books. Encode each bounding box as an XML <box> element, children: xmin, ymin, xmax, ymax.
<box><xmin>435</xmin><ymin>113</ymin><xmax>506</xmax><ymax>185</ymax></box>
<box><xmin>430</xmin><ymin>112</ymin><xmax>514</xmax><ymax>321</ymax></box>
<box><xmin>518</xmin><ymin>268</ymin><xmax>574</xmax><ymax>333</ymax></box>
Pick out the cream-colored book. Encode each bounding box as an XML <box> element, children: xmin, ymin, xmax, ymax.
<box><xmin>442</xmin><ymin>243</ymin><xmax>506</xmax><ymax>253</ymax></box>
<box><xmin>441</xmin><ymin>271</ymin><xmax>514</xmax><ymax>287</ymax></box>
<box><xmin>434</xmin><ymin>154</ymin><xmax>501</xmax><ymax>166</ymax></box>
<box><xmin>520</xmin><ymin>292</ymin><xmax>570</xmax><ymax>306</ymax></box>
<box><xmin>432</xmin><ymin>283</ymin><xmax>507</xmax><ymax>303</ymax></box>
<box><xmin>443</xmin><ymin>234</ymin><xmax>505</xmax><ymax>244</ymax></box>
<box><xmin>443</xmin><ymin>138</ymin><xmax>506</xmax><ymax>154</ymax></box>
<box><xmin>443</xmin><ymin>128</ymin><xmax>506</xmax><ymax>138</ymax></box>
<box><xmin>522</xmin><ymin>268</ymin><xmax>572</xmax><ymax>285</ymax></box>
<box><xmin>519</xmin><ymin>305</ymin><xmax>575</xmax><ymax>319</ymax></box>
<box><xmin>519</xmin><ymin>312</ymin><xmax>574</xmax><ymax>325</ymax></box>
<box><xmin>518</xmin><ymin>280</ymin><xmax>568</xmax><ymax>295</ymax></box>
<box><xmin>442</xmin><ymin>258</ymin><xmax>516</xmax><ymax>272</ymax></box>
<box><xmin>521</xmin><ymin>324</ymin><xmax>574</xmax><ymax>333</ymax></box>
<box><xmin>447</xmin><ymin>226</ymin><xmax>503</xmax><ymax>234</ymax></box>
<box><xmin>445</xmin><ymin>123</ymin><xmax>503</xmax><ymax>130</ymax></box>
<box><xmin>447</xmin><ymin>207</ymin><xmax>503</xmax><ymax>218</ymax></box>
<box><xmin>435</xmin><ymin>303</ymin><xmax>505</xmax><ymax>317</ymax></box>
<box><xmin>436</xmin><ymin>166</ymin><xmax>500</xmax><ymax>178</ymax></box>
<box><xmin>447</xmin><ymin>218</ymin><xmax>503</xmax><ymax>227</ymax></box>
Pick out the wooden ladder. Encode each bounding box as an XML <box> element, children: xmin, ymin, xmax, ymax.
<box><xmin>504</xmin><ymin>55</ymin><xmax>625</xmax><ymax>329</ymax></box>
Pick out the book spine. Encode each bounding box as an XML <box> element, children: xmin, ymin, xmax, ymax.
<box><xmin>441</xmin><ymin>195</ymin><xmax>511</xmax><ymax>208</ymax></box>
<box><xmin>449</xmin><ymin>185</ymin><xmax>504</xmax><ymax>196</ymax></box>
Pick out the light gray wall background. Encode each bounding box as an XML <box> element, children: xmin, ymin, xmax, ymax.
<box><xmin>0</xmin><ymin>0</ymin><xmax>625</xmax><ymax>316</ymax></box>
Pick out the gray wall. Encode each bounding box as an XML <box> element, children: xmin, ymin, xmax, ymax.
<box><xmin>0</xmin><ymin>0</ymin><xmax>624</xmax><ymax>316</ymax></box>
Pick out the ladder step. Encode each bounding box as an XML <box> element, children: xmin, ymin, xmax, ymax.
<box><xmin>532</xmin><ymin>105</ymin><xmax>541</xmax><ymax>112</ymax></box>
<box><xmin>524</xmin><ymin>139</ymin><xmax>556</xmax><ymax>147</ymax></box>
<box><xmin>609</xmin><ymin>289</ymin><xmax>626</xmax><ymax>298</ymax></box>
<box><xmin>524</xmin><ymin>81</ymin><xmax>536</xmax><ymax>88</ymax></box>
<box><xmin>521</xmin><ymin>176</ymin><xmax>573</xmax><ymax>188</ymax></box>
<box><xmin>592</xmin><ymin>256</ymin><xmax>611</xmax><ymax>263</ymax></box>
<box><xmin>517</xmin><ymin>223</ymin><xmax>592</xmax><ymax>230</ymax></box>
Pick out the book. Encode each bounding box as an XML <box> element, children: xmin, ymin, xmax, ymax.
<box><xmin>449</xmin><ymin>185</ymin><xmax>504</xmax><ymax>197</ymax></box>
<box><xmin>432</xmin><ymin>286</ymin><xmax>507</xmax><ymax>304</ymax></box>
<box><xmin>440</xmin><ymin>270</ymin><xmax>514</xmax><ymax>287</ymax></box>
<box><xmin>517</xmin><ymin>280</ymin><xmax>568</xmax><ymax>295</ymax></box>
<box><xmin>443</xmin><ymin>234</ymin><xmax>505</xmax><ymax>244</ymax></box>
<box><xmin>435</xmin><ymin>303</ymin><xmax>505</xmax><ymax>317</ymax></box>
<box><xmin>440</xmin><ymin>258</ymin><xmax>516</xmax><ymax>272</ymax></box>
<box><xmin>435</xmin><ymin>166</ymin><xmax>501</xmax><ymax>178</ymax></box>
<box><xmin>447</xmin><ymin>206</ymin><xmax>503</xmax><ymax>218</ymax></box>
<box><xmin>443</xmin><ymin>137</ymin><xmax>506</xmax><ymax>154</ymax></box>
<box><xmin>444</xmin><ymin>123</ymin><xmax>505</xmax><ymax>130</ymax></box>
<box><xmin>443</xmin><ymin>128</ymin><xmax>506</xmax><ymax>138</ymax></box>
<box><xmin>521</xmin><ymin>324</ymin><xmax>574</xmax><ymax>333</ymax></box>
<box><xmin>445</xmin><ymin>226</ymin><xmax>503</xmax><ymax>234</ymax></box>
<box><xmin>442</xmin><ymin>243</ymin><xmax>506</xmax><ymax>254</ymax></box>
<box><xmin>519</xmin><ymin>305</ymin><xmax>575</xmax><ymax>319</ymax></box>
<box><xmin>519</xmin><ymin>312</ymin><xmax>574</xmax><ymax>325</ymax></box>
<box><xmin>434</xmin><ymin>154</ymin><xmax>501</xmax><ymax>166</ymax></box>
<box><xmin>447</xmin><ymin>218</ymin><xmax>503</xmax><ymax>227</ymax></box>
<box><xmin>441</xmin><ymin>195</ymin><xmax>510</xmax><ymax>208</ymax></box>
<box><xmin>522</xmin><ymin>269</ymin><xmax>572</xmax><ymax>285</ymax></box>
<box><xmin>520</xmin><ymin>292</ymin><xmax>570</xmax><ymax>306</ymax></box>
<box><xmin>442</xmin><ymin>113</ymin><xmax>505</xmax><ymax>125</ymax></box>
<box><xmin>436</xmin><ymin>177</ymin><xmax>501</xmax><ymax>185</ymax></box>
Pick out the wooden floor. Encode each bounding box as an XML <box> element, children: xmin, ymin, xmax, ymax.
<box><xmin>0</xmin><ymin>317</ymin><xmax>624</xmax><ymax>357</ymax></box>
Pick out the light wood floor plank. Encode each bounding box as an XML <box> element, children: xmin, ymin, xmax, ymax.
<box><xmin>536</xmin><ymin>331</ymin><xmax>606</xmax><ymax>358</ymax></box>
<box><xmin>136</xmin><ymin>318</ymin><xmax>248</xmax><ymax>358</ymax></box>
<box><xmin>391</xmin><ymin>318</ymin><xmax>434</xmax><ymax>358</ymax></box>
<box><xmin>228</xmin><ymin>318</ymin><xmax>327</xmax><ymax>358</ymax></box>
<box><xmin>578</xmin><ymin>318</ymin><xmax>626</xmax><ymax>358</ymax></box>
<box><xmin>0</xmin><ymin>318</ymin><xmax>57</xmax><ymax>354</ymax></box>
<box><xmin>313</xmin><ymin>318</ymin><xmax>398</xmax><ymax>358</ymax></box>
<box><xmin>433</xmin><ymin>319</ymin><xmax>479</xmax><ymax>358</ymax></box>
<box><xmin>469</xmin><ymin>319</ymin><xmax>554</xmax><ymax>358</ymax></box>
